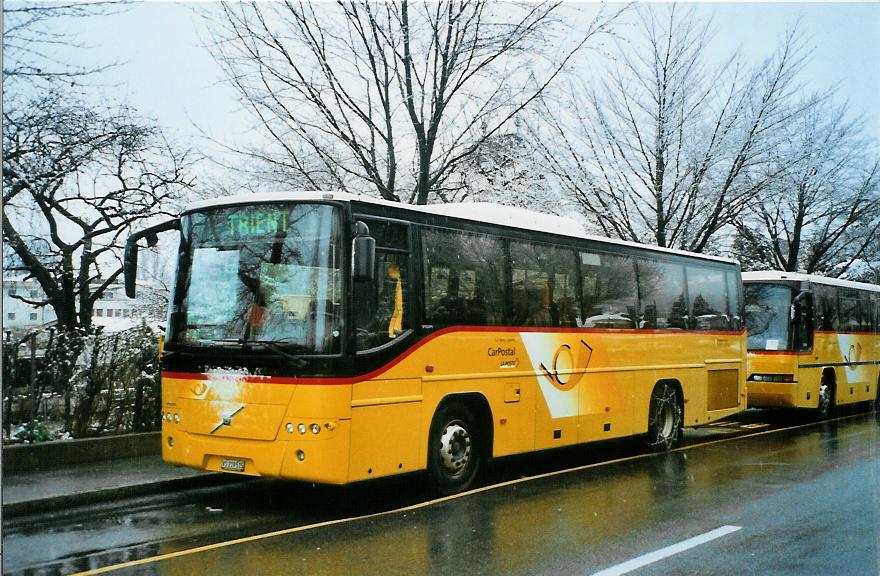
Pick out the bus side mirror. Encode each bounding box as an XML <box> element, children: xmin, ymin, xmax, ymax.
<box><xmin>124</xmin><ymin>219</ymin><xmax>181</xmax><ymax>298</ymax></box>
<box><xmin>352</xmin><ymin>221</ymin><xmax>375</xmax><ymax>282</ymax></box>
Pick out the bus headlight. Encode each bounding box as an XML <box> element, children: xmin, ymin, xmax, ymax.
<box><xmin>310</xmin><ymin>423</ymin><xmax>321</xmax><ymax>435</ymax></box>
<box><xmin>296</xmin><ymin>450</ymin><xmax>305</xmax><ymax>461</ymax></box>
<box><xmin>164</xmin><ymin>412</ymin><xmax>172</xmax><ymax>422</ymax></box>
<box><xmin>173</xmin><ymin>413</ymin><xmax>180</xmax><ymax>424</ymax></box>
<box><xmin>286</xmin><ymin>422</ymin><xmax>294</xmax><ymax>434</ymax></box>
<box><xmin>297</xmin><ymin>423</ymin><xmax>307</xmax><ymax>435</ymax></box>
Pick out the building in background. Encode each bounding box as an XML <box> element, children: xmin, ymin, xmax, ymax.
<box><xmin>2</xmin><ymin>277</ymin><xmax>165</xmax><ymax>335</ymax></box>
<box><xmin>2</xmin><ymin>278</ymin><xmax>56</xmax><ymax>330</ymax></box>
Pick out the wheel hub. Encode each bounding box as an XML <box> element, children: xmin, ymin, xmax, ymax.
<box><xmin>818</xmin><ymin>382</ymin><xmax>830</xmax><ymax>415</ymax></box>
<box><xmin>439</xmin><ymin>423</ymin><xmax>471</xmax><ymax>474</ymax></box>
<box><xmin>659</xmin><ymin>403</ymin><xmax>674</xmax><ymax>438</ymax></box>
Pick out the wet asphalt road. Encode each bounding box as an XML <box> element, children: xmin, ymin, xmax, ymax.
<box><xmin>4</xmin><ymin>409</ymin><xmax>879</xmax><ymax>575</ymax></box>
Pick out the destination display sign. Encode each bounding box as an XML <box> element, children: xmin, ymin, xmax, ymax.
<box><xmin>227</xmin><ymin>209</ymin><xmax>290</xmax><ymax>238</ymax></box>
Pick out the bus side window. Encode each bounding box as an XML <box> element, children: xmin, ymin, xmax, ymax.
<box><xmin>815</xmin><ymin>285</ymin><xmax>838</xmax><ymax>331</ymax></box>
<box><xmin>859</xmin><ymin>292</ymin><xmax>874</xmax><ymax>332</ymax></box>
<box><xmin>353</xmin><ymin>218</ymin><xmax>411</xmax><ymax>352</ymax></box>
<box><xmin>579</xmin><ymin>252</ymin><xmax>637</xmax><ymax>329</ymax></box>
<box><xmin>422</xmin><ymin>228</ymin><xmax>504</xmax><ymax>327</ymax></box>
<box><xmin>792</xmin><ymin>291</ymin><xmax>813</xmax><ymax>351</ymax></box>
<box><xmin>354</xmin><ymin>252</ymin><xmax>410</xmax><ymax>351</ymax></box>
<box><xmin>684</xmin><ymin>265</ymin><xmax>729</xmax><ymax>331</ymax></box>
<box><xmin>639</xmin><ymin>259</ymin><xmax>687</xmax><ymax>330</ymax></box>
<box><xmin>874</xmin><ymin>297</ymin><xmax>879</xmax><ymax>332</ymax></box>
<box><xmin>840</xmin><ymin>293</ymin><xmax>859</xmax><ymax>332</ymax></box>
<box><xmin>726</xmin><ymin>271</ymin><xmax>742</xmax><ymax>330</ymax></box>
<box><xmin>509</xmin><ymin>241</ymin><xmax>578</xmax><ymax>327</ymax></box>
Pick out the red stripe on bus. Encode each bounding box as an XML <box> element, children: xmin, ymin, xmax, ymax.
<box><xmin>162</xmin><ymin>325</ymin><xmax>745</xmax><ymax>385</ymax></box>
<box><xmin>814</xmin><ymin>330</ymin><xmax>880</xmax><ymax>335</ymax></box>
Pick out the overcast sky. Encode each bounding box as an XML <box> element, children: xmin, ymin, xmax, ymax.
<box><xmin>33</xmin><ymin>2</ymin><xmax>880</xmax><ymax>165</ymax></box>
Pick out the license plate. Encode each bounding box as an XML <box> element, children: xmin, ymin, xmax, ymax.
<box><xmin>221</xmin><ymin>458</ymin><xmax>246</xmax><ymax>472</ymax></box>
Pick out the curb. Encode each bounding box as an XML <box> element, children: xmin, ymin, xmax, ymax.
<box><xmin>3</xmin><ymin>471</ymin><xmax>249</xmax><ymax>517</ymax></box>
<box><xmin>3</xmin><ymin>432</ymin><xmax>161</xmax><ymax>473</ymax></box>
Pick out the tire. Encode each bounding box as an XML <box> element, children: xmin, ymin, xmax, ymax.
<box><xmin>817</xmin><ymin>375</ymin><xmax>835</xmax><ymax>420</ymax></box>
<box><xmin>874</xmin><ymin>384</ymin><xmax>880</xmax><ymax>420</ymax></box>
<box><xmin>646</xmin><ymin>382</ymin><xmax>683</xmax><ymax>452</ymax></box>
<box><xmin>874</xmin><ymin>381</ymin><xmax>880</xmax><ymax>416</ymax></box>
<box><xmin>428</xmin><ymin>402</ymin><xmax>482</xmax><ymax>495</ymax></box>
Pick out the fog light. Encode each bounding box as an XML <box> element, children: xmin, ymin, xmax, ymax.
<box><xmin>297</xmin><ymin>423</ymin><xmax>307</xmax><ymax>434</ymax></box>
<box><xmin>165</xmin><ymin>412</ymin><xmax>172</xmax><ymax>422</ymax></box>
<box><xmin>167</xmin><ymin>436</ymin><xmax>174</xmax><ymax>447</ymax></box>
<box><xmin>173</xmin><ymin>413</ymin><xmax>180</xmax><ymax>424</ymax></box>
<box><xmin>296</xmin><ymin>450</ymin><xmax>305</xmax><ymax>461</ymax></box>
<box><xmin>286</xmin><ymin>422</ymin><xmax>294</xmax><ymax>434</ymax></box>
<box><xmin>310</xmin><ymin>423</ymin><xmax>321</xmax><ymax>435</ymax></box>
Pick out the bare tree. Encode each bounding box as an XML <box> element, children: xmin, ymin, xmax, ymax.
<box><xmin>440</xmin><ymin>123</ymin><xmax>572</xmax><ymax>216</ymax></box>
<box><xmin>2</xmin><ymin>0</ymin><xmax>124</xmax><ymax>88</ymax></box>
<box><xmin>734</xmin><ymin>101</ymin><xmax>880</xmax><ymax>276</ymax></box>
<box><xmin>3</xmin><ymin>0</ymin><xmax>194</xmax><ymax>331</ymax></box>
<box><xmin>533</xmin><ymin>5</ymin><xmax>810</xmax><ymax>252</ymax></box>
<box><xmin>206</xmin><ymin>1</ymin><xmax>623</xmax><ymax>204</ymax></box>
<box><xmin>3</xmin><ymin>91</ymin><xmax>194</xmax><ymax>330</ymax></box>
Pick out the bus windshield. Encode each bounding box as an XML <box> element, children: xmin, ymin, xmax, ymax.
<box><xmin>169</xmin><ymin>203</ymin><xmax>343</xmax><ymax>355</ymax></box>
<box><xmin>744</xmin><ymin>283</ymin><xmax>793</xmax><ymax>351</ymax></box>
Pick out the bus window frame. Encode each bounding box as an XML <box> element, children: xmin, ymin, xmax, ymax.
<box><xmin>744</xmin><ymin>282</ymin><xmax>797</xmax><ymax>352</ymax></box>
<box><xmin>165</xmin><ymin>200</ymin><xmax>349</xmax><ymax>362</ymax></box>
<box><xmin>349</xmin><ymin>199</ymin><xmax>743</xmax><ymax>338</ymax></box>
<box><xmin>792</xmin><ymin>287</ymin><xmax>814</xmax><ymax>352</ymax></box>
<box><xmin>579</xmin><ymin>248</ymin><xmax>639</xmax><ymax>330</ymax></box>
<box><xmin>351</xmin><ymin>214</ymin><xmax>416</xmax><ymax>357</ymax></box>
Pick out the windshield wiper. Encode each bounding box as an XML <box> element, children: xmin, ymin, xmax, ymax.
<box><xmin>213</xmin><ymin>338</ymin><xmax>308</xmax><ymax>365</ymax></box>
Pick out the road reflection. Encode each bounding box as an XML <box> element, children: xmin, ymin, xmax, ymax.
<box><xmin>5</xmin><ymin>407</ymin><xmax>878</xmax><ymax>576</ymax></box>
<box><xmin>145</xmin><ymin>411</ymin><xmax>879</xmax><ymax>576</ymax></box>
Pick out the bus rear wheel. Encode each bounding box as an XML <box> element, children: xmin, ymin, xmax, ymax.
<box><xmin>428</xmin><ymin>402</ymin><xmax>482</xmax><ymax>495</ymax></box>
<box><xmin>646</xmin><ymin>382</ymin><xmax>682</xmax><ymax>452</ymax></box>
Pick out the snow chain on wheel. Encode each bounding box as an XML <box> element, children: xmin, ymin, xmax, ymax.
<box><xmin>647</xmin><ymin>382</ymin><xmax>682</xmax><ymax>452</ymax></box>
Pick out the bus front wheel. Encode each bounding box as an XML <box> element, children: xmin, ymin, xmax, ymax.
<box><xmin>646</xmin><ymin>382</ymin><xmax>682</xmax><ymax>452</ymax></box>
<box><xmin>428</xmin><ymin>402</ymin><xmax>482</xmax><ymax>495</ymax></box>
<box><xmin>817</xmin><ymin>375</ymin><xmax>835</xmax><ymax>420</ymax></box>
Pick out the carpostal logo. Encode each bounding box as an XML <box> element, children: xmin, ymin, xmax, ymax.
<box><xmin>519</xmin><ymin>333</ymin><xmax>595</xmax><ymax>419</ymax></box>
<box><xmin>540</xmin><ymin>339</ymin><xmax>593</xmax><ymax>392</ymax></box>
<box><xmin>488</xmin><ymin>346</ymin><xmax>516</xmax><ymax>357</ymax></box>
<box><xmin>844</xmin><ymin>342</ymin><xmax>863</xmax><ymax>369</ymax></box>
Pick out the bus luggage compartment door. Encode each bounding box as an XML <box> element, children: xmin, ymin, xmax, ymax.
<box><xmin>349</xmin><ymin>378</ymin><xmax>423</xmax><ymax>481</ymax></box>
<box><xmin>706</xmin><ymin>365</ymin><xmax>740</xmax><ymax>411</ymax></box>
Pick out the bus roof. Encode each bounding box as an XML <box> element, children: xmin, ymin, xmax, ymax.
<box><xmin>184</xmin><ymin>191</ymin><xmax>737</xmax><ymax>265</ymax></box>
<box><xmin>742</xmin><ymin>271</ymin><xmax>880</xmax><ymax>293</ymax></box>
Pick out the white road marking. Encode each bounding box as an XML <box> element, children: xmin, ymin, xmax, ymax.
<box><xmin>590</xmin><ymin>525</ymin><xmax>742</xmax><ymax>576</ymax></box>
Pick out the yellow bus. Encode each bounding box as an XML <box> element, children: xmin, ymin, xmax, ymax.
<box><xmin>743</xmin><ymin>271</ymin><xmax>880</xmax><ymax>417</ymax></box>
<box><xmin>125</xmin><ymin>192</ymin><xmax>746</xmax><ymax>493</ymax></box>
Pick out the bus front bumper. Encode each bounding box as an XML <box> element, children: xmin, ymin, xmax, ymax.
<box><xmin>161</xmin><ymin>420</ymin><xmax>352</xmax><ymax>484</ymax></box>
<box><xmin>746</xmin><ymin>382</ymin><xmax>799</xmax><ymax>408</ymax></box>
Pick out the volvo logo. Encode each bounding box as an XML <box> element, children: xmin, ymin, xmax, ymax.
<box><xmin>211</xmin><ymin>405</ymin><xmax>245</xmax><ymax>434</ymax></box>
